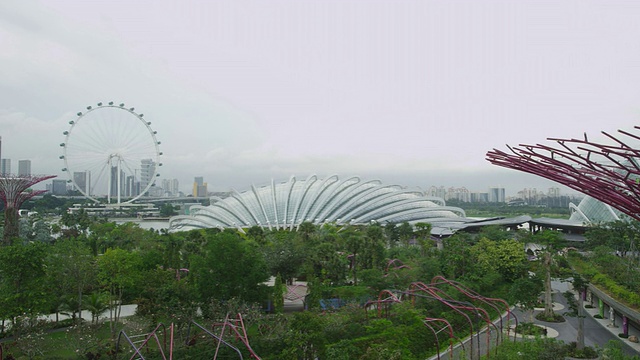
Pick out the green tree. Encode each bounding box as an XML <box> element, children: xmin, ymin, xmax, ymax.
<box><xmin>60</xmin><ymin>208</ymin><xmax>93</xmax><ymax>238</ymax></box>
<box><xmin>97</xmin><ymin>248</ymin><xmax>141</xmax><ymax>338</ymax></box>
<box><xmin>563</xmin><ymin>272</ymin><xmax>590</xmax><ymax>351</ymax></box>
<box><xmin>0</xmin><ymin>242</ymin><xmax>48</xmax><ymax>328</ymax></box>
<box><xmin>83</xmin><ymin>292</ymin><xmax>109</xmax><ymax>325</ymax></box>
<box><xmin>263</xmin><ymin>233</ymin><xmax>306</xmax><ymax>284</ymax></box>
<box><xmin>341</xmin><ymin>227</ymin><xmax>364</xmax><ymax>285</ymax></box>
<box><xmin>191</xmin><ymin>231</ymin><xmax>269</xmax><ymax>308</ymax></box>
<box><xmin>360</xmin><ymin>224</ymin><xmax>386</xmax><ymax>270</ymax></box>
<box><xmin>414</xmin><ymin>222</ymin><xmax>432</xmax><ymax>255</ymax></box>
<box><xmin>246</xmin><ymin>225</ymin><xmax>266</xmax><ymax>245</ymax></box>
<box><xmin>298</xmin><ymin>221</ymin><xmax>317</xmax><ymax>242</ymax></box>
<box><xmin>529</xmin><ymin>230</ymin><xmax>565</xmax><ymax>319</ymax></box>
<box><xmin>47</xmin><ymin>239</ymin><xmax>96</xmax><ymax>323</ymax></box>
<box><xmin>585</xmin><ymin>220</ymin><xmax>640</xmax><ymax>256</ymax></box>
<box><xmin>439</xmin><ymin>233</ymin><xmax>472</xmax><ymax>279</ymax></box>
<box><xmin>159</xmin><ymin>203</ymin><xmax>178</xmax><ymax>217</ymax></box>
<box><xmin>508</xmin><ymin>274</ymin><xmax>543</xmax><ymax>322</ymax></box>
<box><xmin>306</xmin><ymin>242</ymin><xmax>347</xmax><ymax>285</ymax></box>
<box><xmin>384</xmin><ymin>222</ymin><xmax>399</xmax><ymax>247</ymax></box>
<box><xmin>135</xmin><ymin>267</ymin><xmax>198</xmax><ymax>333</ymax></box>
<box><xmin>272</xmin><ymin>274</ymin><xmax>285</xmax><ymax>314</ymax></box>
<box><xmin>397</xmin><ymin>222</ymin><xmax>414</xmax><ymax>247</ymax></box>
<box><xmin>477</xmin><ymin>225</ymin><xmax>514</xmax><ymax>241</ymax></box>
<box><xmin>281</xmin><ymin>311</ymin><xmax>327</xmax><ymax>359</ymax></box>
<box><xmin>471</xmin><ymin>238</ymin><xmax>527</xmax><ymax>282</ymax></box>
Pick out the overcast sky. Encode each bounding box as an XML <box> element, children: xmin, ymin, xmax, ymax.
<box><xmin>2</xmin><ymin>1</ymin><xmax>640</xmax><ymax>197</ymax></box>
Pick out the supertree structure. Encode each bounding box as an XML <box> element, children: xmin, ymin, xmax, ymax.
<box><xmin>486</xmin><ymin>125</ymin><xmax>640</xmax><ymax>221</ymax></box>
<box><xmin>0</xmin><ymin>174</ymin><xmax>56</xmax><ymax>244</ymax></box>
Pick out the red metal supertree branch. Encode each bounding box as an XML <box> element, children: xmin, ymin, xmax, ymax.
<box><xmin>486</xmin><ymin>126</ymin><xmax>640</xmax><ymax>221</ymax></box>
<box><xmin>0</xmin><ymin>174</ymin><xmax>56</xmax><ymax>244</ymax></box>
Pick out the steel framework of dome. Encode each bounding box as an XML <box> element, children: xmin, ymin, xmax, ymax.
<box><xmin>169</xmin><ymin>175</ymin><xmax>466</xmax><ymax>232</ymax></box>
<box><xmin>569</xmin><ymin>195</ymin><xmax>621</xmax><ymax>224</ymax></box>
<box><xmin>486</xmin><ymin>125</ymin><xmax>640</xmax><ymax>221</ymax></box>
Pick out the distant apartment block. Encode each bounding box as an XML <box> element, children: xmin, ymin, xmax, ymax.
<box><xmin>445</xmin><ymin>187</ymin><xmax>470</xmax><ymax>202</ymax></box>
<box><xmin>18</xmin><ymin>159</ymin><xmax>31</xmax><ymax>176</ymax></box>
<box><xmin>426</xmin><ymin>186</ymin><xmax>447</xmax><ymax>199</ymax></box>
<box><xmin>140</xmin><ymin>158</ymin><xmax>156</xmax><ymax>190</ymax></box>
<box><xmin>73</xmin><ymin>171</ymin><xmax>90</xmax><ymax>195</ymax></box>
<box><xmin>0</xmin><ymin>159</ymin><xmax>10</xmax><ymax>176</ymax></box>
<box><xmin>51</xmin><ymin>179</ymin><xmax>68</xmax><ymax>195</ymax></box>
<box><xmin>470</xmin><ymin>192</ymin><xmax>489</xmax><ymax>203</ymax></box>
<box><xmin>162</xmin><ymin>178</ymin><xmax>180</xmax><ymax>197</ymax></box>
<box><xmin>488</xmin><ymin>187</ymin><xmax>506</xmax><ymax>203</ymax></box>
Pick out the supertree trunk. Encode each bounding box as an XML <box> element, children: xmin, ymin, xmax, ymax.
<box><xmin>0</xmin><ymin>174</ymin><xmax>56</xmax><ymax>245</ymax></box>
<box><xmin>3</xmin><ymin>205</ymin><xmax>19</xmax><ymax>244</ymax></box>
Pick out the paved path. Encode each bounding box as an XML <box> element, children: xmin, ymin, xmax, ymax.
<box><xmin>40</xmin><ymin>304</ymin><xmax>138</xmax><ymax>323</ymax></box>
<box><xmin>514</xmin><ymin>280</ymin><xmax>640</xmax><ymax>357</ymax></box>
<box><xmin>430</xmin><ymin>280</ymin><xmax>640</xmax><ymax>360</ymax></box>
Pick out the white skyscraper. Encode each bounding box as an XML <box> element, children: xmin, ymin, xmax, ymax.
<box><xmin>140</xmin><ymin>159</ymin><xmax>156</xmax><ymax>193</ymax></box>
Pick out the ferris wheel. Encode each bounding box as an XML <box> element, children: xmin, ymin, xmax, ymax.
<box><xmin>60</xmin><ymin>102</ymin><xmax>162</xmax><ymax>204</ymax></box>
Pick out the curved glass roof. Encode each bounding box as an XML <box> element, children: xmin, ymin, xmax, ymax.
<box><xmin>169</xmin><ymin>175</ymin><xmax>467</xmax><ymax>233</ymax></box>
<box><xmin>569</xmin><ymin>195</ymin><xmax>622</xmax><ymax>224</ymax></box>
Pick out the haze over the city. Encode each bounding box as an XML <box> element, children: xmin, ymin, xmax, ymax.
<box><xmin>2</xmin><ymin>1</ymin><xmax>640</xmax><ymax>196</ymax></box>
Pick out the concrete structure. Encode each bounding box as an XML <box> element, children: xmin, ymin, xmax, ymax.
<box><xmin>140</xmin><ymin>158</ymin><xmax>156</xmax><ymax>191</ymax></box>
<box><xmin>488</xmin><ymin>187</ymin><xmax>505</xmax><ymax>203</ymax></box>
<box><xmin>18</xmin><ymin>159</ymin><xmax>31</xmax><ymax>176</ymax></box>
<box><xmin>162</xmin><ymin>178</ymin><xmax>179</xmax><ymax>197</ymax></box>
<box><xmin>73</xmin><ymin>171</ymin><xmax>90</xmax><ymax>195</ymax></box>
<box><xmin>51</xmin><ymin>179</ymin><xmax>68</xmax><ymax>195</ymax></box>
<box><xmin>0</xmin><ymin>159</ymin><xmax>10</xmax><ymax>176</ymax></box>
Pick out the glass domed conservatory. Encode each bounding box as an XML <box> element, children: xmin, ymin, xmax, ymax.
<box><xmin>569</xmin><ymin>195</ymin><xmax>622</xmax><ymax>224</ymax></box>
<box><xmin>169</xmin><ymin>175</ymin><xmax>467</xmax><ymax>233</ymax></box>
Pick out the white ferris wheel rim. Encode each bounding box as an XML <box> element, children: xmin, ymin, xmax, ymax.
<box><xmin>61</xmin><ymin>102</ymin><xmax>162</xmax><ymax>204</ymax></box>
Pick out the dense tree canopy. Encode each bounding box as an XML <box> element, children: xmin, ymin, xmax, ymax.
<box><xmin>0</xmin><ymin>214</ymin><xmax>633</xmax><ymax>359</ymax></box>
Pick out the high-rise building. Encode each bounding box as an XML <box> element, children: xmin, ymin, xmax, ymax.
<box><xmin>73</xmin><ymin>171</ymin><xmax>90</xmax><ymax>195</ymax></box>
<box><xmin>51</xmin><ymin>179</ymin><xmax>68</xmax><ymax>195</ymax></box>
<box><xmin>161</xmin><ymin>178</ymin><xmax>180</xmax><ymax>196</ymax></box>
<box><xmin>0</xmin><ymin>159</ymin><xmax>10</xmax><ymax>176</ymax></box>
<box><xmin>110</xmin><ymin>166</ymin><xmax>125</xmax><ymax>198</ymax></box>
<box><xmin>18</xmin><ymin>160</ymin><xmax>31</xmax><ymax>176</ymax></box>
<box><xmin>140</xmin><ymin>159</ymin><xmax>156</xmax><ymax>194</ymax></box>
<box><xmin>488</xmin><ymin>187</ymin><xmax>506</xmax><ymax>203</ymax></box>
<box><xmin>427</xmin><ymin>186</ymin><xmax>447</xmax><ymax>199</ymax></box>
<box><xmin>193</xmin><ymin>176</ymin><xmax>207</xmax><ymax>197</ymax></box>
<box><xmin>470</xmin><ymin>192</ymin><xmax>489</xmax><ymax>203</ymax></box>
<box><xmin>548</xmin><ymin>187</ymin><xmax>561</xmax><ymax>197</ymax></box>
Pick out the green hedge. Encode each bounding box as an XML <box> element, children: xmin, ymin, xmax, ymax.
<box><xmin>569</xmin><ymin>255</ymin><xmax>640</xmax><ymax>309</ymax></box>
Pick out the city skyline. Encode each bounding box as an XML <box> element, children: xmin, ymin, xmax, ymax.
<box><xmin>0</xmin><ymin>148</ymin><xmax>587</xmax><ymax>199</ymax></box>
<box><xmin>2</xmin><ymin>2</ymin><xmax>640</xmax><ymax>197</ymax></box>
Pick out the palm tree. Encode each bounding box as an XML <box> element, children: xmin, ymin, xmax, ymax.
<box><xmin>298</xmin><ymin>221</ymin><xmax>317</xmax><ymax>242</ymax></box>
<box><xmin>59</xmin><ymin>295</ymin><xmax>82</xmax><ymax>324</ymax></box>
<box><xmin>83</xmin><ymin>292</ymin><xmax>109</xmax><ymax>325</ymax></box>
